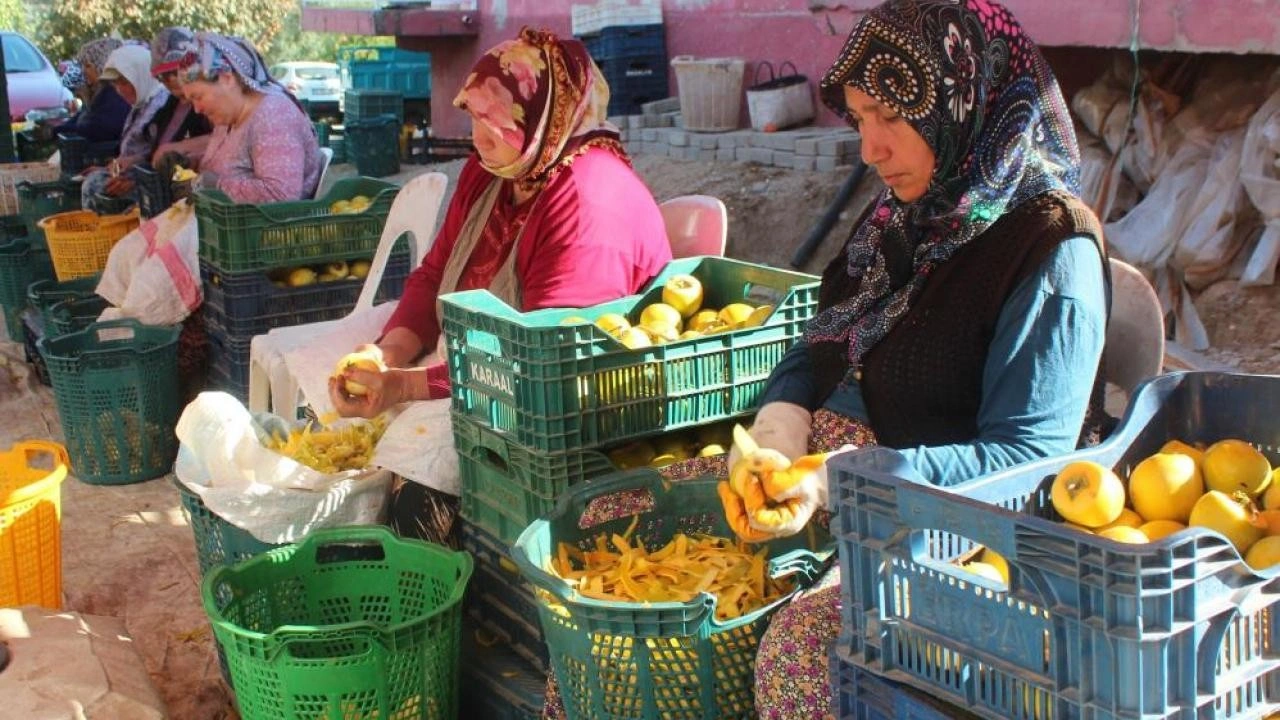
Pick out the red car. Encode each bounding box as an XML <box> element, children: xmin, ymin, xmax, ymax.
<box><xmin>3</xmin><ymin>31</ymin><xmax>71</xmax><ymax>122</ymax></box>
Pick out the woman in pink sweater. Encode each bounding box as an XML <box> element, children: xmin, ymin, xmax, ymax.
<box><xmin>178</xmin><ymin>33</ymin><xmax>324</xmax><ymax>203</ymax></box>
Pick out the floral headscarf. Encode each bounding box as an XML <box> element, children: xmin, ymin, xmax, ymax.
<box><xmin>805</xmin><ymin>0</ymin><xmax>1081</xmax><ymax>380</ymax></box>
<box><xmin>453</xmin><ymin>27</ymin><xmax>623</xmax><ymax>191</ymax></box>
<box><xmin>178</xmin><ymin>32</ymin><xmax>304</xmax><ymax>113</ymax></box>
<box><xmin>151</xmin><ymin>27</ymin><xmax>195</xmax><ymax>76</ymax></box>
<box><xmin>76</xmin><ymin>38</ymin><xmax>123</xmax><ymax>74</ymax></box>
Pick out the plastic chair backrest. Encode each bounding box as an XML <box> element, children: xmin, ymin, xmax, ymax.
<box><xmin>660</xmin><ymin>195</ymin><xmax>727</xmax><ymax>258</ymax></box>
<box><xmin>353</xmin><ymin>171</ymin><xmax>447</xmax><ymax>311</ymax></box>
<box><xmin>314</xmin><ymin>147</ymin><xmax>335</xmax><ymax>199</ymax></box>
<box><xmin>1105</xmin><ymin>257</ymin><xmax>1165</xmax><ymax>397</ymax></box>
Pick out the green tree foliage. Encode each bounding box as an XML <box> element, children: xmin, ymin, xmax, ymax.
<box><xmin>264</xmin><ymin>6</ymin><xmax>381</xmax><ymax>65</ymax></box>
<box><xmin>37</xmin><ymin>0</ymin><xmax>298</xmax><ymax>62</ymax></box>
<box><xmin>0</xmin><ymin>0</ymin><xmax>32</xmax><ymax>34</ymax></box>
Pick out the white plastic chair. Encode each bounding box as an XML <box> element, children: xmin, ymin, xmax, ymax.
<box><xmin>314</xmin><ymin>147</ymin><xmax>335</xmax><ymax>199</ymax></box>
<box><xmin>248</xmin><ymin>171</ymin><xmax>449</xmax><ymax>415</ymax></box>
<box><xmin>1105</xmin><ymin>257</ymin><xmax>1165</xmax><ymax>399</ymax></box>
<box><xmin>660</xmin><ymin>194</ymin><xmax>728</xmax><ymax>258</ymax></box>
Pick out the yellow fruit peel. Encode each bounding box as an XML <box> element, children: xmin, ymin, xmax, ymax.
<box><xmin>551</xmin><ymin>522</ymin><xmax>794</xmax><ymax>620</ymax></box>
<box><xmin>264</xmin><ymin>416</ymin><xmax>388</xmax><ymax>473</ymax></box>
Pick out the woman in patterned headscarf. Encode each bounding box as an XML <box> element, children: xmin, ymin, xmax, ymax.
<box><xmin>145</xmin><ymin>27</ymin><xmax>213</xmax><ymax>168</ymax></box>
<box><xmin>177</xmin><ymin>32</ymin><xmax>324</xmax><ymax>202</ymax></box>
<box><xmin>328</xmin><ymin>28</ymin><xmax>671</xmax><ymax>546</ymax></box>
<box><xmin>66</xmin><ymin>37</ymin><xmax>130</xmax><ymax>143</ymax></box>
<box><xmin>713</xmin><ymin>1</ymin><xmax>1109</xmax><ymax>717</ymax></box>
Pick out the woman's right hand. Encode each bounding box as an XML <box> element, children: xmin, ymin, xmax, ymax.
<box><xmin>329</xmin><ymin>363</ymin><xmax>406</xmax><ymax>419</ymax></box>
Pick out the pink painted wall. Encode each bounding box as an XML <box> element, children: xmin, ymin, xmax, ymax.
<box><xmin>305</xmin><ymin>0</ymin><xmax>1280</xmax><ymax>138</ymax></box>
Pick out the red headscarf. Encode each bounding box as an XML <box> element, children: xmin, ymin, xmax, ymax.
<box><xmin>453</xmin><ymin>27</ymin><xmax>626</xmax><ymax>192</ymax></box>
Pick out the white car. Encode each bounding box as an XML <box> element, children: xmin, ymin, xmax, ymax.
<box><xmin>270</xmin><ymin>61</ymin><xmax>343</xmax><ymax>118</ymax></box>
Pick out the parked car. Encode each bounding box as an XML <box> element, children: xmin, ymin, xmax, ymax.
<box><xmin>3</xmin><ymin>31</ymin><xmax>71</xmax><ymax>122</ymax></box>
<box><xmin>270</xmin><ymin>61</ymin><xmax>343</xmax><ymax>119</ymax></box>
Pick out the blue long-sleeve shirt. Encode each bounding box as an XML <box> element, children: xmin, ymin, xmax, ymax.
<box><xmin>70</xmin><ymin>82</ymin><xmax>129</xmax><ymax>143</ymax></box>
<box><xmin>759</xmin><ymin>234</ymin><xmax>1107</xmax><ymax>486</ymax></box>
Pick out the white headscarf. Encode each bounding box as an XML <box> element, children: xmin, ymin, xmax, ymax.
<box><xmin>103</xmin><ymin>45</ymin><xmax>163</xmax><ymax>105</ymax></box>
<box><xmin>104</xmin><ymin>45</ymin><xmax>169</xmax><ymax>162</ymax></box>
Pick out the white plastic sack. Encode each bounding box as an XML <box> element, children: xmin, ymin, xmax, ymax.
<box><xmin>371</xmin><ymin>399</ymin><xmax>459</xmax><ymax>495</ymax></box>
<box><xmin>1239</xmin><ymin>79</ymin><xmax>1280</xmax><ymax>286</ymax></box>
<box><xmin>1105</xmin><ymin>130</ymin><xmax>1212</xmax><ymax>269</ymax></box>
<box><xmin>173</xmin><ymin>391</ymin><xmax>391</xmax><ymax>543</ymax></box>
<box><xmin>96</xmin><ymin>201</ymin><xmax>201</xmax><ymax>325</ymax></box>
<box><xmin>1173</xmin><ymin>126</ymin><xmax>1251</xmax><ymax>289</ymax></box>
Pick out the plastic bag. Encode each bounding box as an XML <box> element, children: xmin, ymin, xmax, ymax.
<box><xmin>96</xmin><ymin>201</ymin><xmax>201</xmax><ymax>325</ymax></box>
<box><xmin>1173</xmin><ymin>126</ymin><xmax>1251</xmax><ymax>289</ymax></box>
<box><xmin>371</xmin><ymin>399</ymin><xmax>459</xmax><ymax>495</ymax></box>
<box><xmin>281</xmin><ymin>301</ymin><xmax>399</xmax><ymax>417</ymax></box>
<box><xmin>173</xmin><ymin>391</ymin><xmax>392</xmax><ymax>543</ymax></box>
<box><xmin>1239</xmin><ymin>77</ymin><xmax>1280</xmax><ymax>286</ymax></box>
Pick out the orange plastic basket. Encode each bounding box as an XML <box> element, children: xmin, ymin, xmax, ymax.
<box><xmin>0</xmin><ymin>440</ymin><xmax>69</xmax><ymax>609</ymax></box>
<box><xmin>39</xmin><ymin>208</ymin><xmax>141</xmax><ymax>281</ymax></box>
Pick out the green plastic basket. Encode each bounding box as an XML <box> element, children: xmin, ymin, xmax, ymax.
<box><xmin>26</xmin><ymin>275</ymin><xmax>102</xmax><ymax>330</ymax></box>
<box><xmin>0</xmin><ymin>238</ymin><xmax>56</xmax><ymax>341</ymax></box>
<box><xmin>202</xmin><ymin>526</ymin><xmax>473</xmax><ymax>720</ymax></box>
<box><xmin>512</xmin><ymin>470</ymin><xmax>830</xmax><ymax>720</ymax></box>
<box><xmin>194</xmin><ymin>177</ymin><xmax>400</xmax><ymax>273</ymax></box>
<box><xmin>441</xmin><ymin>256</ymin><xmax>819</xmax><ymax>453</ymax></box>
<box><xmin>47</xmin><ymin>294</ymin><xmax>110</xmax><ymax>337</ymax></box>
<box><xmin>39</xmin><ymin>319</ymin><xmax>181</xmax><ymax>485</ymax></box>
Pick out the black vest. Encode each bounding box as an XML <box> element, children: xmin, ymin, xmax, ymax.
<box><xmin>813</xmin><ymin>191</ymin><xmax>1108</xmax><ymax>449</ymax></box>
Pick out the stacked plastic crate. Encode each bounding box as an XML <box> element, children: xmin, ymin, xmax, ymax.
<box><xmin>193</xmin><ymin>177</ymin><xmax>407</xmax><ymax>400</ymax></box>
<box><xmin>344</xmin><ymin>89</ymin><xmax>403</xmax><ymax>177</ymax></box>
<box><xmin>830</xmin><ymin>371</ymin><xmax>1280</xmax><ymax>719</ymax></box>
<box><xmin>573</xmin><ymin>0</ymin><xmax>669</xmax><ymax>116</ymax></box>
<box><xmin>441</xmin><ymin>255</ymin><xmax>821</xmax><ymax>717</ymax></box>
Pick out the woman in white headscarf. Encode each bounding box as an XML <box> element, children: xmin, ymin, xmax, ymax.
<box><xmin>82</xmin><ymin>44</ymin><xmax>168</xmax><ymax>211</ymax></box>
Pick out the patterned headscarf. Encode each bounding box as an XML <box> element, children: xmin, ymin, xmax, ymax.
<box><xmin>453</xmin><ymin>27</ymin><xmax>624</xmax><ymax>191</ymax></box>
<box><xmin>179</xmin><ymin>32</ymin><xmax>304</xmax><ymax>112</ymax></box>
<box><xmin>151</xmin><ymin>27</ymin><xmax>195</xmax><ymax>76</ymax></box>
<box><xmin>76</xmin><ymin>38</ymin><xmax>123</xmax><ymax>74</ymax></box>
<box><xmin>805</xmin><ymin>0</ymin><xmax>1081</xmax><ymax>379</ymax></box>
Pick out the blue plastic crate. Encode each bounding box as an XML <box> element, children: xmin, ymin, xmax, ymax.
<box><xmin>460</xmin><ymin>622</ymin><xmax>546</xmax><ymax>720</ymax></box>
<box><xmin>832</xmin><ymin>371</ymin><xmax>1280</xmax><ymax>720</ymax></box>
<box><xmin>199</xmin><ymin>249</ymin><xmax>410</xmax><ymax>337</ymax></box>
<box><xmin>204</xmin><ymin>323</ymin><xmax>251</xmax><ymax>402</ymax></box>
<box><xmin>834</xmin><ymin>653</ymin><xmax>979</xmax><ymax>720</ymax></box>
<box><xmin>598</xmin><ymin>53</ymin><xmax>666</xmax><ymax>86</ymax></box>
<box><xmin>580</xmin><ymin>24</ymin><xmax>666</xmax><ymax>62</ymax></box>
<box><xmin>459</xmin><ymin>520</ymin><xmax>548</xmax><ymax>672</ymax></box>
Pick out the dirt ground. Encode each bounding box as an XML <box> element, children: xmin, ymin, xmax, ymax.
<box><xmin>2</xmin><ymin>151</ymin><xmax>1277</xmax><ymax>720</ymax></box>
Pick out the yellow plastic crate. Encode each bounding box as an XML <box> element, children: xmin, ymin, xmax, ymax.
<box><xmin>0</xmin><ymin>440</ymin><xmax>69</xmax><ymax>609</ymax></box>
<box><xmin>39</xmin><ymin>208</ymin><xmax>141</xmax><ymax>281</ymax></box>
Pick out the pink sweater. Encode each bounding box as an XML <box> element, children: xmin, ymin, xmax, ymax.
<box><xmin>199</xmin><ymin>92</ymin><xmax>323</xmax><ymax>203</ymax></box>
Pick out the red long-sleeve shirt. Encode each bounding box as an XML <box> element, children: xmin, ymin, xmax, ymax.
<box><xmin>385</xmin><ymin>148</ymin><xmax>672</xmax><ymax>395</ymax></box>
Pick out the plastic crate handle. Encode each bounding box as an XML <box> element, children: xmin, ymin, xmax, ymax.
<box><xmin>270</xmin><ymin>623</ymin><xmax>390</xmax><ymax>663</ymax></box>
<box><xmin>894</xmin><ymin>473</ymin><xmax>1022</xmax><ymax>562</ymax></box>
<box><xmin>18</xmin><ymin>440</ymin><xmax>70</xmax><ymax>471</ymax></box>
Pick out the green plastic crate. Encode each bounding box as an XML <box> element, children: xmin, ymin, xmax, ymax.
<box><xmin>441</xmin><ymin>256</ymin><xmax>819</xmax><ymax>453</ymax></box>
<box><xmin>0</xmin><ymin>213</ymin><xmax>27</xmax><ymax>242</ymax></box>
<box><xmin>39</xmin><ymin>319</ymin><xmax>181</xmax><ymax>485</ymax></box>
<box><xmin>26</xmin><ymin>275</ymin><xmax>102</xmax><ymax>330</ymax></box>
<box><xmin>346</xmin><ymin>115</ymin><xmax>401</xmax><ymax>178</ymax></box>
<box><xmin>202</xmin><ymin>526</ymin><xmax>473</xmax><ymax>720</ymax></box>
<box><xmin>344</xmin><ymin>88</ymin><xmax>405</xmax><ymax>125</ymax></box>
<box><xmin>2</xmin><ymin>304</ymin><xmax>21</xmax><ymax>343</ymax></box>
<box><xmin>194</xmin><ymin>177</ymin><xmax>399</xmax><ymax>273</ymax></box>
<box><xmin>512</xmin><ymin>471</ymin><xmax>829</xmax><ymax>720</ymax></box>
<box><xmin>17</xmin><ymin>179</ymin><xmax>83</xmax><ymax>246</ymax></box>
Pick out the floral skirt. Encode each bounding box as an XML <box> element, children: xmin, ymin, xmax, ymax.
<box><xmin>542</xmin><ymin>409</ymin><xmax>876</xmax><ymax>719</ymax></box>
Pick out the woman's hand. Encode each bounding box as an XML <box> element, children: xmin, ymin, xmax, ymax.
<box><xmin>104</xmin><ymin>174</ymin><xmax>135</xmax><ymax>196</ymax></box>
<box><xmin>329</xmin><ymin>364</ymin><xmax>407</xmax><ymax>418</ymax></box>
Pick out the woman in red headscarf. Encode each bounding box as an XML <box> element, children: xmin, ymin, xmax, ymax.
<box><xmin>329</xmin><ymin>28</ymin><xmax>672</xmax><ymax>542</ymax></box>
